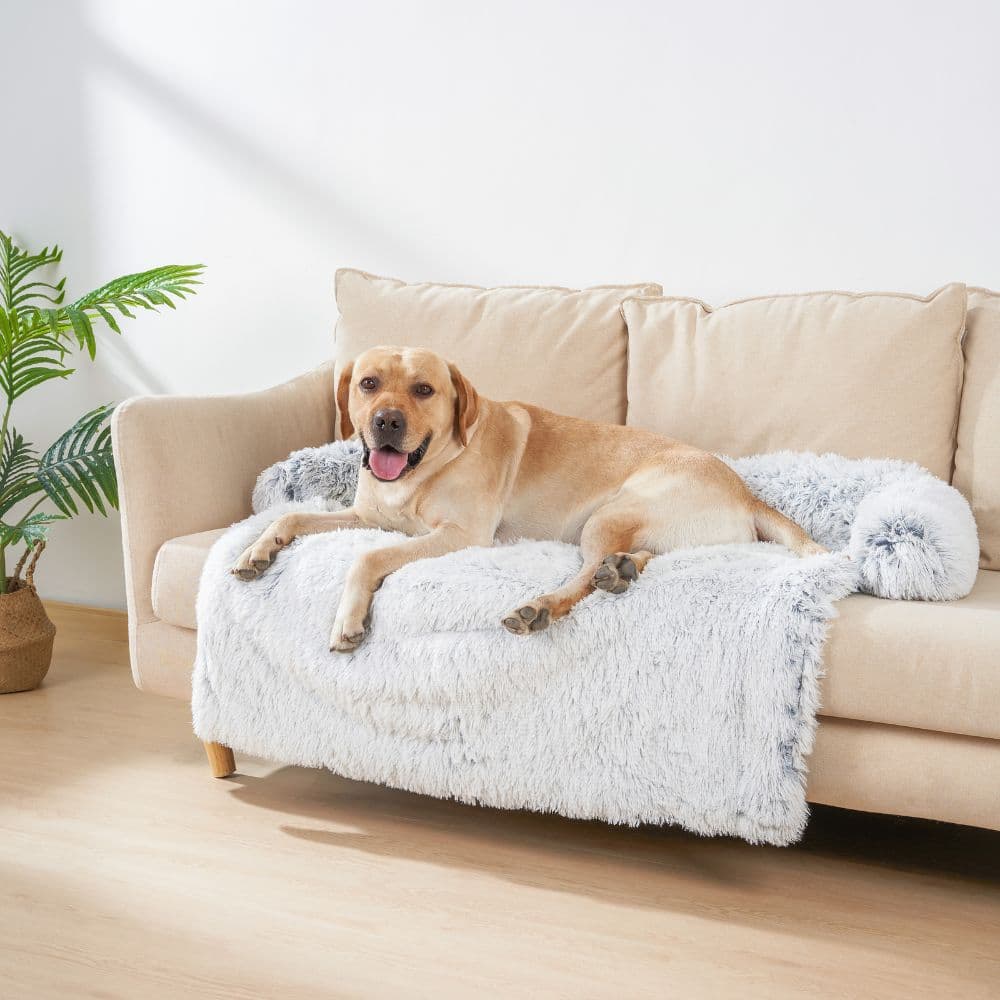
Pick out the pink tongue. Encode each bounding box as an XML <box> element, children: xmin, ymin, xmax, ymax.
<box><xmin>370</xmin><ymin>448</ymin><xmax>408</xmax><ymax>481</ymax></box>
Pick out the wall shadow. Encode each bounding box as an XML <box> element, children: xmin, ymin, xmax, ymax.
<box><xmin>82</xmin><ymin>27</ymin><xmax>446</xmax><ymax>274</ymax></box>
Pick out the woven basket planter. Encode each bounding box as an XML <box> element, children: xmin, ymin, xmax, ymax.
<box><xmin>0</xmin><ymin>544</ymin><xmax>55</xmax><ymax>694</ymax></box>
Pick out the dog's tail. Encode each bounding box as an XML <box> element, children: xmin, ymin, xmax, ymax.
<box><xmin>753</xmin><ymin>501</ymin><xmax>827</xmax><ymax>556</ymax></box>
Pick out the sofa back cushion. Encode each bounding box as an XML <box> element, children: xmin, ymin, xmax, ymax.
<box><xmin>953</xmin><ymin>288</ymin><xmax>1000</xmax><ymax>568</ymax></box>
<box><xmin>334</xmin><ymin>269</ymin><xmax>661</xmax><ymax>426</ymax></box>
<box><xmin>622</xmin><ymin>283</ymin><xmax>966</xmax><ymax>480</ymax></box>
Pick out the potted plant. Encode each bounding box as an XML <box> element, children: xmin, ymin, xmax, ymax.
<box><xmin>0</xmin><ymin>230</ymin><xmax>202</xmax><ymax>692</ymax></box>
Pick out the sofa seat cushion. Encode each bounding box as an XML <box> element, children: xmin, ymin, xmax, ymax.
<box><xmin>152</xmin><ymin>529</ymin><xmax>228</xmax><ymax>630</ymax></box>
<box><xmin>821</xmin><ymin>569</ymin><xmax>1000</xmax><ymax>739</ymax></box>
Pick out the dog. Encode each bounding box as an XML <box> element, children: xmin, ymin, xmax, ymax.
<box><xmin>233</xmin><ymin>346</ymin><xmax>826</xmax><ymax>651</ymax></box>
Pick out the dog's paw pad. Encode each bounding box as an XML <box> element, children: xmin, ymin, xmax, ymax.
<box><xmin>501</xmin><ymin>602</ymin><xmax>551</xmax><ymax>635</ymax></box>
<box><xmin>232</xmin><ymin>554</ymin><xmax>264</xmax><ymax>580</ymax></box>
<box><xmin>593</xmin><ymin>554</ymin><xmax>635</xmax><ymax>594</ymax></box>
<box><xmin>330</xmin><ymin>630</ymin><xmax>366</xmax><ymax>653</ymax></box>
<box><xmin>232</xmin><ymin>545</ymin><xmax>278</xmax><ymax>580</ymax></box>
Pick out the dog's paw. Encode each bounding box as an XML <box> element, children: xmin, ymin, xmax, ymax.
<box><xmin>231</xmin><ymin>516</ymin><xmax>300</xmax><ymax>580</ymax></box>
<box><xmin>231</xmin><ymin>543</ymin><xmax>277</xmax><ymax>580</ymax></box>
<box><xmin>329</xmin><ymin>607</ymin><xmax>371</xmax><ymax>653</ymax></box>
<box><xmin>231</xmin><ymin>519</ymin><xmax>296</xmax><ymax>580</ymax></box>
<box><xmin>592</xmin><ymin>553</ymin><xmax>638</xmax><ymax>594</ymax></box>
<box><xmin>330</xmin><ymin>628</ymin><xmax>366</xmax><ymax>653</ymax></box>
<box><xmin>501</xmin><ymin>601</ymin><xmax>551</xmax><ymax>635</ymax></box>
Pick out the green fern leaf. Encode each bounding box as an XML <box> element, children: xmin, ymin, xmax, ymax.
<box><xmin>1</xmin><ymin>231</ymin><xmax>63</xmax><ymax>311</ymax></box>
<box><xmin>0</xmin><ymin>233</ymin><xmax>200</xmax><ymax>542</ymax></box>
<box><xmin>0</xmin><ymin>334</ymin><xmax>73</xmax><ymax>401</ymax></box>
<box><xmin>19</xmin><ymin>262</ymin><xmax>204</xmax><ymax>357</ymax></box>
<box><xmin>36</xmin><ymin>405</ymin><xmax>117</xmax><ymax>516</ymax></box>
<box><xmin>0</xmin><ymin>512</ymin><xmax>64</xmax><ymax>548</ymax></box>
<box><xmin>64</xmin><ymin>307</ymin><xmax>96</xmax><ymax>358</ymax></box>
<box><xmin>92</xmin><ymin>305</ymin><xmax>121</xmax><ymax>334</ymax></box>
<box><xmin>0</xmin><ymin>430</ymin><xmax>40</xmax><ymax>516</ymax></box>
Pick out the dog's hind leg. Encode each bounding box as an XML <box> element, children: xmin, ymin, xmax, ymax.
<box><xmin>501</xmin><ymin>505</ymin><xmax>648</xmax><ymax>635</ymax></box>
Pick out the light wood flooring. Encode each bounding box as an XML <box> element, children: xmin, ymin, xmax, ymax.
<box><xmin>1</xmin><ymin>603</ymin><xmax>998</xmax><ymax>999</ymax></box>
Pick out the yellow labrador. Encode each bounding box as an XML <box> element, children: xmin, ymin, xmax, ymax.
<box><xmin>234</xmin><ymin>346</ymin><xmax>826</xmax><ymax>650</ymax></box>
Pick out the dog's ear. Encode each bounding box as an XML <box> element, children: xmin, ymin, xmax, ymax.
<box><xmin>336</xmin><ymin>362</ymin><xmax>355</xmax><ymax>439</ymax></box>
<box><xmin>448</xmin><ymin>362</ymin><xmax>480</xmax><ymax>446</ymax></box>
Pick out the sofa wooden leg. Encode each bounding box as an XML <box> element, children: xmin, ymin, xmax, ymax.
<box><xmin>203</xmin><ymin>740</ymin><xmax>236</xmax><ymax>778</ymax></box>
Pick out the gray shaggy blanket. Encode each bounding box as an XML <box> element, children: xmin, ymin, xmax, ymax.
<box><xmin>191</xmin><ymin>448</ymin><xmax>977</xmax><ymax>846</ymax></box>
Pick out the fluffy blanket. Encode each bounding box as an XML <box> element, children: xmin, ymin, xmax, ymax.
<box><xmin>192</xmin><ymin>448</ymin><xmax>977</xmax><ymax>846</ymax></box>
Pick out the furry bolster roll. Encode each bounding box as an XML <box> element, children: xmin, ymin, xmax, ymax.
<box><xmin>253</xmin><ymin>443</ymin><xmax>979</xmax><ymax>602</ymax></box>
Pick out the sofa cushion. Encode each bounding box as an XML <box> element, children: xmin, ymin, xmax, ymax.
<box><xmin>334</xmin><ymin>269</ymin><xmax>661</xmax><ymax>426</ymax></box>
<box><xmin>953</xmin><ymin>288</ymin><xmax>1000</xmax><ymax>569</ymax></box>
<box><xmin>622</xmin><ymin>284</ymin><xmax>967</xmax><ymax>480</ymax></box>
<box><xmin>152</xmin><ymin>528</ymin><xmax>227</xmax><ymax>630</ymax></box>
<box><xmin>821</xmin><ymin>569</ymin><xmax>1000</xmax><ymax>740</ymax></box>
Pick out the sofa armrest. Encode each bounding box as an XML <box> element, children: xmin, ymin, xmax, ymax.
<box><xmin>112</xmin><ymin>362</ymin><xmax>335</xmax><ymax>632</ymax></box>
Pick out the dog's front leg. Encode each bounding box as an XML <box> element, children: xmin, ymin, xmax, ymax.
<box><xmin>233</xmin><ymin>509</ymin><xmax>363</xmax><ymax>579</ymax></box>
<box><xmin>330</xmin><ymin>523</ymin><xmax>477</xmax><ymax>652</ymax></box>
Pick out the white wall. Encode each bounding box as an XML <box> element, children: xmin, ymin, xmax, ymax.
<box><xmin>5</xmin><ymin>0</ymin><xmax>999</xmax><ymax>608</ymax></box>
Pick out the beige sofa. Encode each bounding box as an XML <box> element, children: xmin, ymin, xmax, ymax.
<box><xmin>111</xmin><ymin>273</ymin><xmax>1000</xmax><ymax>832</ymax></box>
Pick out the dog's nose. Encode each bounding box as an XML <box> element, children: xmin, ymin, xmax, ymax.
<box><xmin>373</xmin><ymin>408</ymin><xmax>406</xmax><ymax>433</ymax></box>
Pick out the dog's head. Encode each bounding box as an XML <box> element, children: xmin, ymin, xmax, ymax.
<box><xmin>337</xmin><ymin>346</ymin><xmax>480</xmax><ymax>482</ymax></box>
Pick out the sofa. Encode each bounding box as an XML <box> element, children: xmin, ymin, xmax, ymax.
<box><xmin>111</xmin><ymin>271</ymin><xmax>1000</xmax><ymax>832</ymax></box>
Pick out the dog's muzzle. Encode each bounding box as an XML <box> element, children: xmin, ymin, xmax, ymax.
<box><xmin>362</xmin><ymin>432</ymin><xmax>432</xmax><ymax>482</ymax></box>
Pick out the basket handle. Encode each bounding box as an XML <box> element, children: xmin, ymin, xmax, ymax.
<box><xmin>12</xmin><ymin>540</ymin><xmax>46</xmax><ymax>590</ymax></box>
<box><xmin>24</xmin><ymin>540</ymin><xmax>45</xmax><ymax>589</ymax></box>
<box><xmin>11</xmin><ymin>544</ymin><xmax>32</xmax><ymax>585</ymax></box>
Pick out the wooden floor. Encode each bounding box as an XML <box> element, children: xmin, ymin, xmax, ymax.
<box><xmin>1</xmin><ymin>606</ymin><xmax>998</xmax><ymax>999</ymax></box>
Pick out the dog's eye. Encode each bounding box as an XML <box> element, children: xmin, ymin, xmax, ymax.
<box><xmin>359</xmin><ymin>376</ymin><xmax>379</xmax><ymax>393</ymax></box>
<box><xmin>413</xmin><ymin>383</ymin><xmax>434</xmax><ymax>397</ymax></box>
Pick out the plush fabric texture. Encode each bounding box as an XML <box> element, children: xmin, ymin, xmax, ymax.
<box><xmin>157</xmin><ymin>540</ymin><xmax>1000</xmax><ymax>740</ymax></box>
<box><xmin>188</xmin><ymin>448</ymin><xmax>980</xmax><ymax>844</ymax></box>
<box><xmin>194</xmin><ymin>506</ymin><xmax>857</xmax><ymax>846</ymax></box>
<box><xmin>253</xmin><ymin>445</ymin><xmax>979</xmax><ymax>603</ymax></box>
<box><xmin>953</xmin><ymin>288</ymin><xmax>1000</xmax><ymax>569</ymax></box>
<box><xmin>252</xmin><ymin>440</ymin><xmax>361</xmax><ymax>512</ymax></box>
<box><xmin>723</xmin><ymin>452</ymin><xmax>979</xmax><ymax>601</ymax></box>
<box><xmin>621</xmin><ymin>284</ymin><xmax>967</xmax><ymax>480</ymax></box>
<box><xmin>334</xmin><ymin>269</ymin><xmax>661</xmax><ymax>427</ymax></box>
<box><xmin>848</xmin><ymin>479</ymin><xmax>979</xmax><ymax>601</ymax></box>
